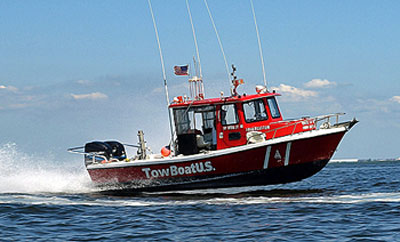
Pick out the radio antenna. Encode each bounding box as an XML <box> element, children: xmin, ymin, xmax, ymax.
<box><xmin>147</xmin><ymin>0</ymin><xmax>175</xmax><ymax>151</ymax></box>
<box><xmin>250</xmin><ymin>0</ymin><xmax>268</xmax><ymax>88</ymax></box>
<box><xmin>185</xmin><ymin>0</ymin><xmax>203</xmax><ymax>79</ymax></box>
<box><xmin>203</xmin><ymin>0</ymin><xmax>231</xmax><ymax>85</ymax></box>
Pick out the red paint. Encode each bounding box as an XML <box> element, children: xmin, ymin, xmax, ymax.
<box><xmin>88</xmin><ymin>131</ymin><xmax>345</xmax><ymax>184</ymax></box>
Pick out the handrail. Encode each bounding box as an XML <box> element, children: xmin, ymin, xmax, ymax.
<box><xmin>67</xmin><ymin>143</ymin><xmax>140</xmax><ymax>164</ymax></box>
<box><xmin>264</xmin><ymin>113</ymin><xmax>345</xmax><ymax>140</ymax></box>
<box><xmin>67</xmin><ymin>147</ymin><xmax>109</xmax><ymax>164</ymax></box>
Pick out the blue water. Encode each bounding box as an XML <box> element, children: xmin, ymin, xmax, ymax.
<box><xmin>1</xmin><ymin>143</ymin><xmax>400</xmax><ymax>241</ymax></box>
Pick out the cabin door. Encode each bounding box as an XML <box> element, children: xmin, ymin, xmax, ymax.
<box><xmin>217</xmin><ymin>103</ymin><xmax>245</xmax><ymax>149</ymax></box>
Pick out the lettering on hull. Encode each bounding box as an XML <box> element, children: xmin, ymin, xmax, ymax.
<box><xmin>142</xmin><ymin>161</ymin><xmax>215</xmax><ymax>179</ymax></box>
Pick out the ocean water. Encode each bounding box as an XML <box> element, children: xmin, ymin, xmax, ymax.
<box><xmin>1</xmin><ymin>143</ymin><xmax>400</xmax><ymax>241</ymax></box>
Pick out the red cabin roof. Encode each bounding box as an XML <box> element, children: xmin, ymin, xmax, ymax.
<box><xmin>169</xmin><ymin>92</ymin><xmax>281</xmax><ymax>108</ymax></box>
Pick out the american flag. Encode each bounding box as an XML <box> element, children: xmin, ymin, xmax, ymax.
<box><xmin>174</xmin><ymin>65</ymin><xmax>189</xmax><ymax>76</ymax></box>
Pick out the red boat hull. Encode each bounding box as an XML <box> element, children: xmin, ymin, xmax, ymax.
<box><xmin>87</xmin><ymin>129</ymin><xmax>347</xmax><ymax>194</ymax></box>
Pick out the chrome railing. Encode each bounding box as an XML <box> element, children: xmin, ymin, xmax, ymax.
<box><xmin>67</xmin><ymin>143</ymin><xmax>140</xmax><ymax>164</ymax></box>
<box><xmin>265</xmin><ymin>113</ymin><xmax>346</xmax><ymax>140</ymax></box>
<box><xmin>67</xmin><ymin>146</ymin><xmax>109</xmax><ymax>164</ymax></box>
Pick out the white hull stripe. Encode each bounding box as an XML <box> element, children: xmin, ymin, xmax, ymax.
<box><xmin>263</xmin><ymin>146</ymin><xmax>271</xmax><ymax>169</ymax></box>
<box><xmin>284</xmin><ymin>142</ymin><xmax>292</xmax><ymax>166</ymax></box>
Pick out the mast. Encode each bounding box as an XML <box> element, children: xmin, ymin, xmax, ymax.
<box><xmin>147</xmin><ymin>0</ymin><xmax>176</xmax><ymax>152</ymax></box>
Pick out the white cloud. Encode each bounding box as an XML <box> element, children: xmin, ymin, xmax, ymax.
<box><xmin>76</xmin><ymin>79</ymin><xmax>92</xmax><ymax>85</ymax></box>
<box><xmin>304</xmin><ymin>79</ymin><xmax>336</xmax><ymax>89</ymax></box>
<box><xmin>390</xmin><ymin>96</ymin><xmax>400</xmax><ymax>104</ymax></box>
<box><xmin>0</xmin><ymin>85</ymin><xmax>18</xmax><ymax>92</ymax></box>
<box><xmin>70</xmin><ymin>92</ymin><xmax>108</xmax><ymax>100</ymax></box>
<box><xmin>8</xmin><ymin>103</ymin><xmax>34</xmax><ymax>109</ymax></box>
<box><xmin>271</xmin><ymin>84</ymin><xmax>318</xmax><ymax>101</ymax></box>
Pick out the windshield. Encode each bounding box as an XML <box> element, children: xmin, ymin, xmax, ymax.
<box><xmin>243</xmin><ymin>99</ymin><xmax>268</xmax><ymax>123</ymax></box>
<box><xmin>267</xmin><ymin>97</ymin><xmax>281</xmax><ymax>119</ymax></box>
<box><xmin>173</xmin><ymin>106</ymin><xmax>216</xmax><ymax>135</ymax></box>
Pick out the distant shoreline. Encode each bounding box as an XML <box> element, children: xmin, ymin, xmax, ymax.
<box><xmin>331</xmin><ymin>158</ymin><xmax>400</xmax><ymax>163</ymax></box>
<box><xmin>330</xmin><ymin>159</ymin><xmax>359</xmax><ymax>163</ymax></box>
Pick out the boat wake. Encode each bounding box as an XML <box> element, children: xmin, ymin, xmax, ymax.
<box><xmin>1</xmin><ymin>189</ymin><xmax>400</xmax><ymax>207</ymax></box>
<box><xmin>2</xmin><ymin>144</ymin><xmax>397</xmax><ymax>207</ymax></box>
<box><xmin>0</xmin><ymin>143</ymin><xmax>93</xmax><ymax>194</ymax></box>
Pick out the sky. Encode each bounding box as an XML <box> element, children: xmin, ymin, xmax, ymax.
<box><xmin>1</xmin><ymin>0</ymin><xmax>399</xmax><ymax>161</ymax></box>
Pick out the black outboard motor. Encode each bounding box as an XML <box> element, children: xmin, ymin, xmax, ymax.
<box><xmin>105</xmin><ymin>141</ymin><xmax>127</xmax><ymax>161</ymax></box>
<box><xmin>84</xmin><ymin>141</ymin><xmax>113</xmax><ymax>163</ymax></box>
<box><xmin>84</xmin><ymin>141</ymin><xmax>127</xmax><ymax>164</ymax></box>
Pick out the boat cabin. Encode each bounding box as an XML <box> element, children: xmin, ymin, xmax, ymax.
<box><xmin>169</xmin><ymin>91</ymin><xmax>312</xmax><ymax>155</ymax></box>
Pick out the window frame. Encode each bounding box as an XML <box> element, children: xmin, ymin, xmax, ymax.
<box><xmin>173</xmin><ymin>106</ymin><xmax>216</xmax><ymax>135</ymax></box>
<box><xmin>267</xmin><ymin>97</ymin><xmax>281</xmax><ymax>119</ymax></box>
<box><xmin>242</xmin><ymin>99</ymin><xmax>269</xmax><ymax>123</ymax></box>
<box><xmin>173</xmin><ymin>108</ymin><xmax>191</xmax><ymax>135</ymax></box>
<box><xmin>220</xmin><ymin>103</ymin><xmax>239</xmax><ymax>126</ymax></box>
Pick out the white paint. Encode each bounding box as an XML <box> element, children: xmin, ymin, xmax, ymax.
<box><xmin>274</xmin><ymin>150</ymin><xmax>282</xmax><ymax>160</ymax></box>
<box><xmin>141</xmin><ymin>161</ymin><xmax>214</xmax><ymax>179</ymax></box>
<box><xmin>284</xmin><ymin>142</ymin><xmax>292</xmax><ymax>166</ymax></box>
<box><xmin>263</xmin><ymin>146</ymin><xmax>271</xmax><ymax>169</ymax></box>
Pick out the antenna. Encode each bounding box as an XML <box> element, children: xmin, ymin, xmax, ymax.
<box><xmin>203</xmin><ymin>0</ymin><xmax>231</xmax><ymax>85</ymax></box>
<box><xmin>193</xmin><ymin>56</ymin><xmax>199</xmax><ymax>77</ymax></box>
<box><xmin>250</xmin><ymin>0</ymin><xmax>268</xmax><ymax>89</ymax></box>
<box><xmin>148</xmin><ymin>0</ymin><xmax>167</xmax><ymax>89</ymax></box>
<box><xmin>147</xmin><ymin>0</ymin><xmax>175</xmax><ymax>151</ymax></box>
<box><xmin>185</xmin><ymin>0</ymin><xmax>202</xmax><ymax>78</ymax></box>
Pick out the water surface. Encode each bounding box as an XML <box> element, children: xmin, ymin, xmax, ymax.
<box><xmin>1</xmin><ymin>144</ymin><xmax>399</xmax><ymax>241</ymax></box>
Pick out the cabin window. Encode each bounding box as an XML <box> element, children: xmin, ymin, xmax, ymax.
<box><xmin>201</xmin><ymin>108</ymin><xmax>217</xmax><ymax>146</ymax></box>
<box><xmin>173</xmin><ymin>106</ymin><xmax>216</xmax><ymax>136</ymax></box>
<box><xmin>173</xmin><ymin>108</ymin><xmax>191</xmax><ymax>135</ymax></box>
<box><xmin>202</xmin><ymin>110</ymin><xmax>215</xmax><ymax>130</ymax></box>
<box><xmin>221</xmin><ymin>104</ymin><xmax>238</xmax><ymax>126</ymax></box>
<box><xmin>243</xmin><ymin>99</ymin><xmax>268</xmax><ymax>123</ymax></box>
<box><xmin>267</xmin><ymin>97</ymin><xmax>281</xmax><ymax>119</ymax></box>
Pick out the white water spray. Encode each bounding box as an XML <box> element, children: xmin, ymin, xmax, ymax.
<box><xmin>0</xmin><ymin>143</ymin><xmax>93</xmax><ymax>194</ymax></box>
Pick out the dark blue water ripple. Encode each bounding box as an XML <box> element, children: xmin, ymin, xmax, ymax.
<box><xmin>1</xmin><ymin>161</ymin><xmax>400</xmax><ymax>241</ymax></box>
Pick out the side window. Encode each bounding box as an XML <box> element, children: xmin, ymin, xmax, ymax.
<box><xmin>267</xmin><ymin>97</ymin><xmax>281</xmax><ymax>119</ymax></box>
<box><xmin>221</xmin><ymin>104</ymin><xmax>238</xmax><ymax>125</ymax></box>
<box><xmin>202</xmin><ymin>110</ymin><xmax>216</xmax><ymax>129</ymax></box>
<box><xmin>243</xmin><ymin>99</ymin><xmax>268</xmax><ymax>123</ymax></box>
<box><xmin>173</xmin><ymin>109</ymin><xmax>191</xmax><ymax>134</ymax></box>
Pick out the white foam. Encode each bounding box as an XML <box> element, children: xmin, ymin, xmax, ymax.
<box><xmin>2</xmin><ymin>191</ymin><xmax>400</xmax><ymax>207</ymax></box>
<box><xmin>1</xmin><ymin>143</ymin><xmax>398</xmax><ymax>206</ymax></box>
<box><xmin>199</xmin><ymin>192</ymin><xmax>400</xmax><ymax>205</ymax></box>
<box><xmin>0</xmin><ymin>143</ymin><xmax>93</xmax><ymax>194</ymax></box>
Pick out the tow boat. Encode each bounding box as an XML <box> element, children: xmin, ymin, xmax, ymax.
<box><xmin>68</xmin><ymin>1</ymin><xmax>357</xmax><ymax>194</ymax></box>
<box><xmin>68</xmin><ymin>72</ymin><xmax>357</xmax><ymax>193</ymax></box>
